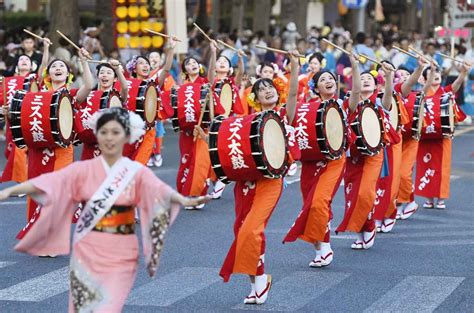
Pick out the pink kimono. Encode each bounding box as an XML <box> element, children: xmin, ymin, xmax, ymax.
<box><xmin>15</xmin><ymin>156</ymin><xmax>179</xmax><ymax>312</ymax></box>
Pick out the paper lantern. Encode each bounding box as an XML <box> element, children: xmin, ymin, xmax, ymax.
<box><xmin>116</xmin><ymin>6</ymin><xmax>127</xmax><ymax>19</ymax></box>
<box><xmin>128</xmin><ymin>21</ymin><xmax>140</xmax><ymax>33</ymax></box>
<box><xmin>116</xmin><ymin>21</ymin><xmax>128</xmax><ymax>34</ymax></box>
<box><xmin>130</xmin><ymin>36</ymin><xmax>140</xmax><ymax>48</ymax></box>
<box><xmin>140</xmin><ymin>6</ymin><xmax>149</xmax><ymax>18</ymax></box>
<box><xmin>152</xmin><ymin>22</ymin><xmax>164</xmax><ymax>32</ymax></box>
<box><xmin>117</xmin><ymin>36</ymin><xmax>128</xmax><ymax>49</ymax></box>
<box><xmin>128</xmin><ymin>6</ymin><xmax>139</xmax><ymax>18</ymax></box>
<box><xmin>117</xmin><ymin>0</ymin><xmax>126</xmax><ymax>3</ymax></box>
<box><xmin>152</xmin><ymin>36</ymin><xmax>164</xmax><ymax>48</ymax></box>
<box><xmin>141</xmin><ymin>36</ymin><xmax>152</xmax><ymax>48</ymax></box>
<box><xmin>140</xmin><ymin>21</ymin><xmax>150</xmax><ymax>32</ymax></box>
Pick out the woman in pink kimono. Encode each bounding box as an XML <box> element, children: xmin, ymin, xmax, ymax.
<box><xmin>0</xmin><ymin>107</ymin><xmax>210</xmax><ymax>312</ymax></box>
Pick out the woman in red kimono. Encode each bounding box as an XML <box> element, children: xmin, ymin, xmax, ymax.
<box><xmin>415</xmin><ymin>62</ymin><xmax>469</xmax><ymax>209</ymax></box>
<box><xmin>195</xmin><ymin>50</ymin><xmax>301</xmax><ymax>305</ymax></box>
<box><xmin>283</xmin><ymin>53</ymin><xmax>358</xmax><ymax>267</ymax></box>
<box><xmin>1</xmin><ymin>53</ymin><xmax>39</xmax><ymax>183</ymax></box>
<box><xmin>24</xmin><ymin>38</ymin><xmax>94</xmax><ymax>221</ymax></box>
<box><xmin>77</xmin><ymin>59</ymin><xmax>128</xmax><ymax>160</ymax></box>
<box><xmin>335</xmin><ymin>62</ymin><xmax>394</xmax><ymax>250</ymax></box>
<box><xmin>298</xmin><ymin>52</ymin><xmax>325</xmax><ymax>101</ymax></box>
<box><xmin>124</xmin><ymin>38</ymin><xmax>176</xmax><ymax>165</ymax></box>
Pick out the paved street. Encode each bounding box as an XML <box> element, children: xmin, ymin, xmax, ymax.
<box><xmin>0</xmin><ymin>124</ymin><xmax>473</xmax><ymax>312</ymax></box>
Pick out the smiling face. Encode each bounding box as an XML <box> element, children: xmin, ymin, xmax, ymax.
<box><xmin>260</xmin><ymin>65</ymin><xmax>275</xmax><ymax>79</ymax></box>
<box><xmin>309</xmin><ymin>57</ymin><xmax>322</xmax><ymax>73</ymax></box>
<box><xmin>316</xmin><ymin>72</ymin><xmax>336</xmax><ymax>97</ymax></box>
<box><xmin>361</xmin><ymin>73</ymin><xmax>376</xmax><ymax>93</ymax></box>
<box><xmin>149</xmin><ymin>52</ymin><xmax>161</xmax><ymax>69</ymax></box>
<box><xmin>255</xmin><ymin>80</ymin><xmax>279</xmax><ymax>108</ymax></box>
<box><xmin>98</xmin><ymin>66</ymin><xmax>117</xmax><ymax>90</ymax></box>
<box><xmin>216</xmin><ymin>56</ymin><xmax>231</xmax><ymax>74</ymax></box>
<box><xmin>97</xmin><ymin>120</ymin><xmax>129</xmax><ymax>157</ymax></box>
<box><xmin>17</xmin><ymin>55</ymin><xmax>32</xmax><ymax>73</ymax></box>
<box><xmin>184</xmin><ymin>58</ymin><xmax>200</xmax><ymax>76</ymax></box>
<box><xmin>135</xmin><ymin>57</ymin><xmax>150</xmax><ymax>78</ymax></box>
<box><xmin>48</xmin><ymin>60</ymin><xmax>69</xmax><ymax>84</ymax></box>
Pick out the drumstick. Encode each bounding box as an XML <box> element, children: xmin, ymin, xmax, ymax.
<box><xmin>23</xmin><ymin>29</ymin><xmax>51</xmax><ymax>45</ymax></box>
<box><xmin>255</xmin><ymin>45</ymin><xmax>305</xmax><ymax>58</ymax></box>
<box><xmin>144</xmin><ymin>29</ymin><xmax>182</xmax><ymax>42</ymax></box>
<box><xmin>438</xmin><ymin>52</ymin><xmax>465</xmax><ymax>65</ymax></box>
<box><xmin>193</xmin><ymin>107</ymin><xmax>207</xmax><ymax>142</ymax></box>
<box><xmin>193</xmin><ymin>23</ymin><xmax>213</xmax><ymax>42</ymax></box>
<box><xmin>217</xmin><ymin>40</ymin><xmax>248</xmax><ymax>57</ymax></box>
<box><xmin>358</xmin><ymin>53</ymin><xmax>394</xmax><ymax>71</ymax></box>
<box><xmin>322</xmin><ymin>38</ymin><xmax>352</xmax><ymax>56</ymax></box>
<box><xmin>86</xmin><ymin>59</ymin><xmax>110</xmax><ymax>65</ymax></box>
<box><xmin>56</xmin><ymin>30</ymin><xmax>92</xmax><ymax>60</ymax></box>
<box><xmin>392</xmin><ymin>45</ymin><xmax>418</xmax><ymax>59</ymax></box>
<box><xmin>408</xmin><ymin>45</ymin><xmax>438</xmax><ymax>66</ymax></box>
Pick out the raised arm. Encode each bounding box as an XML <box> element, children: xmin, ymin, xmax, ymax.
<box><xmin>285</xmin><ymin>50</ymin><xmax>301</xmax><ymax>125</ymax></box>
<box><xmin>381</xmin><ymin>62</ymin><xmax>395</xmax><ymax>111</ymax></box>
<box><xmin>422</xmin><ymin>60</ymin><xmax>437</xmax><ymax>94</ymax></box>
<box><xmin>157</xmin><ymin>38</ymin><xmax>177</xmax><ymax>87</ymax></box>
<box><xmin>110</xmin><ymin>59</ymin><xmax>128</xmax><ymax>100</ymax></box>
<box><xmin>207</xmin><ymin>40</ymin><xmax>217</xmax><ymax>83</ymax></box>
<box><xmin>401</xmin><ymin>57</ymin><xmax>427</xmax><ymax>97</ymax></box>
<box><xmin>75</xmin><ymin>48</ymin><xmax>95</xmax><ymax>103</ymax></box>
<box><xmin>0</xmin><ymin>181</ymin><xmax>40</xmax><ymax>200</ymax></box>
<box><xmin>451</xmin><ymin>61</ymin><xmax>471</xmax><ymax>93</ymax></box>
<box><xmin>348</xmin><ymin>53</ymin><xmax>361</xmax><ymax>112</ymax></box>
<box><xmin>234</xmin><ymin>50</ymin><xmax>245</xmax><ymax>86</ymax></box>
<box><xmin>38</xmin><ymin>37</ymin><xmax>52</xmax><ymax>85</ymax></box>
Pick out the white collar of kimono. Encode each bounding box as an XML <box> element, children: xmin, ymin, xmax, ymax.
<box><xmin>100</xmin><ymin>156</ymin><xmax>125</xmax><ymax>174</ymax></box>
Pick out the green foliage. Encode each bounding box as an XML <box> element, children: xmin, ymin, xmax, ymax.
<box><xmin>3</xmin><ymin>11</ymin><xmax>97</xmax><ymax>30</ymax></box>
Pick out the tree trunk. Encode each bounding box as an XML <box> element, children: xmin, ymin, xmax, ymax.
<box><xmin>49</xmin><ymin>0</ymin><xmax>80</xmax><ymax>50</ymax></box>
<box><xmin>196</xmin><ymin>0</ymin><xmax>209</xmax><ymax>29</ymax></box>
<box><xmin>231</xmin><ymin>0</ymin><xmax>245</xmax><ymax>33</ymax></box>
<box><xmin>280</xmin><ymin>0</ymin><xmax>308</xmax><ymax>34</ymax></box>
<box><xmin>96</xmin><ymin>0</ymin><xmax>114</xmax><ymax>54</ymax></box>
<box><xmin>253</xmin><ymin>0</ymin><xmax>271</xmax><ymax>35</ymax></box>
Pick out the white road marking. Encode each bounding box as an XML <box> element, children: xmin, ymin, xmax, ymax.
<box><xmin>233</xmin><ymin>271</ymin><xmax>350</xmax><ymax>311</ymax></box>
<box><xmin>0</xmin><ymin>261</ymin><xmax>15</xmax><ymax>269</ymax></box>
<box><xmin>364</xmin><ymin>275</ymin><xmax>464</xmax><ymax>313</ymax></box>
<box><xmin>126</xmin><ymin>267</ymin><xmax>221</xmax><ymax>306</ymax></box>
<box><xmin>0</xmin><ymin>266</ymin><xmax>69</xmax><ymax>301</ymax></box>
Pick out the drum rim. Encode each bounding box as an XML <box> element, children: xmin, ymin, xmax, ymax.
<box><xmin>51</xmin><ymin>89</ymin><xmax>74</xmax><ymax>147</ymax></box>
<box><xmin>316</xmin><ymin>99</ymin><xmax>346</xmax><ymax>159</ymax></box>
<box><xmin>208</xmin><ymin>110</ymin><xmax>288</xmax><ymax>183</ymax></box>
<box><xmin>411</xmin><ymin>93</ymin><xmax>424</xmax><ymax>140</ymax></box>
<box><xmin>351</xmin><ymin>100</ymin><xmax>384</xmax><ymax>156</ymax></box>
<box><xmin>9</xmin><ymin>90</ymin><xmax>27</xmax><ymax>149</ymax></box>
<box><xmin>135</xmin><ymin>80</ymin><xmax>158</xmax><ymax>127</ymax></box>
<box><xmin>253</xmin><ymin>110</ymin><xmax>288</xmax><ymax>177</ymax></box>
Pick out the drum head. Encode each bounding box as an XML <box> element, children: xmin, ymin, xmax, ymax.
<box><xmin>389</xmin><ymin>97</ymin><xmax>399</xmax><ymax>129</ymax></box>
<box><xmin>59</xmin><ymin>96</ymin><xmax>73</xmax><ymax>141</ymax></box>
<box><xmin>325</xmin><ymin>107</ymin><xmax>344</xmax><ymax>151</ymax></box>
<box><xmin>361</xmin><ymin>107</ymin><xmax>381</xmax><ymax>148</ymax></box>
<box><xmin>263</xmin><ymin>118</ymin><xmax>286</xmax><ymax>169</ymax></box>
<box><xmin>219</xmin><ymin>83</ymin><xmax>233</xmax><ymax>117</ymax></box>
<box><xmin>109</xmin><ymin>95</ymin><xmax>122</xmax><ymax>108</ymax></box>
<box><xmin>448</xmin><ymin>99</ymin><xmax>454</xmax><ymax>133</ymax></box>
<box><xmin>144</xmin><ymin>86</ymin><xmax>158</xmax><ymax>123</ymax></box>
